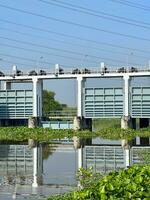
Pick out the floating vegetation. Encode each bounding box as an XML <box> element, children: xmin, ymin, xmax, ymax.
<box><xmin>47</xmin><ymin>165</ymin><xmax>150</xmax><ymax>200</ymax></box>
<box><xmin>0</xmin><ymin>127</ymin><xmax>149</xmax><ymax>141</ymax></box>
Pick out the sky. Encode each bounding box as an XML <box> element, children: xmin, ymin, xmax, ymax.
<box><xmin>0</xmin><ymin>0</ymin><xmax>150</xmax><ymax>106</ymax></box>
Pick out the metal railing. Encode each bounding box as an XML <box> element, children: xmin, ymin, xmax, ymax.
<box><xmin>1</xmin><ymin>65</ymin><xmax>150</xmax><ymax>77</ymax></box>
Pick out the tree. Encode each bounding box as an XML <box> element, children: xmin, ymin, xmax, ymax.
<box><xmin>43</xmin><ymin>90</ymin><xmax>64</xmax><ymax>116</ymax></box>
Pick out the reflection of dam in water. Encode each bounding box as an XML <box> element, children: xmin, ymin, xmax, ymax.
<box><xmin>0</xmin><ymin>140</ymin><xmax>149</xmax><ymax>187</ymax></box>
<box><xmin>83</xmin><ymin>145</ymin><xmax>124</xmax><ymax>173</ymax></box>
<box><xmin>0</xmin><ymin>143</ymin><xmax>43</xmax><ymax>186</ymax></box>
<box><xmin>76</xmin><ymin>137</ymin><xmax>150</xmax><ymax>173</ymax></box>
<box><xmin>0</xmin><ymin>144</ymin><xmax>33</xmax><ymax>175</ymax></box>
<box><xmin>82</xmin><ymin>145</ymin><xmax>150</xmax><ymax>173</ymax></box>
<box><xmin>0</xmin><ymin>142</ymin><xmax>77</xmax><ymax>188</ymax></box>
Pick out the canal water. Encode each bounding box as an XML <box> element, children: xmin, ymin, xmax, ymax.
<box><xmin>0</xmin><ymin>137</ymin><xmax>149</xmax><ymax>199</ymax></box>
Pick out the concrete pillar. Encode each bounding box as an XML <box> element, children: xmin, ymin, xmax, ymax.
<box><xmin>32</xmin><ymin>146</ymin><xmax>38</xmax><ymax>187</ymax></box>
<box><xmin>121</xmin><ymin>116</ymin><xmax>131</xmax><ymax>129</ymax></box>
<box><xmin>73</xmin><ymin>137</ymin><xmax>92</xmax><ymax>150</ymax></box>
<box><xmin>73</xmin><ymin>116</ymin><xmax>81</xmax><ymax>130</ymax></box>
<box><xmin>4</xmin><ymin>82</ymin><xmax>11</xmax><ymax>90</ymax></box>
<box><xmin>28</xmin><ymin>139</ymin><xmax>36</xmax><ymax>148</ymax></box>
<box><xmin>121</xmin><ymin>119</ymin><xmax>132</xmax><ymax>168</ymax></box>
<box><xmin>122</xmin><ymin>75</ymin><xmax>132</xmax><ymax>168</ymax></box>
<box><xmin>77</xmin><ymin>76</ymin><xmax>85</xmax><ymax>117</ymax></box>
<box><xmin>73</xmin><ymin>117</ymin><xmax>92</xmax><ymax>131</ymax></box>
<box><xmin>28</xmin><ymin>117</ymin><xmax>38</xmax><ymax>128</ymax></box>
<box><xmin>32</xmin><ymin>144</ymin><xmax>43</xmax><ymax>187</ymax></box>
<box><xmin>121</xmin><ymin>139</ymin><xmax>132</xmax><ymax>168</ymax></box>
<box><xmin>77</xmin><ymin>147</ymin><xmax>83</xmax><ymax>189</ymax></box>
<box><xmin>33</xmin><ymin>78</ymin><xmax>38</xmax><ymax>117</ymax></box>
<box><xmin>32</xmin><ymin>78</ymin><xmax>43</xmax><ymax>118</ymax></box>
<box><xmin>124</xmin><ymin>149</ymin><xmax>130</xmax><ymax>168</ymax></box>
<box><xmin>123</xmin><ymin>75</ymin><xmax>130</xmax><ymax>117</ymax></box>
<box><xmin>28</xmin><ymin>117</ymin><xmax>38</xmax><ymax>148</ymax></box>
<box><xmin>78</xmin><ymin>148</ymin><xmax>83</xmax><ymax>169</ymax></box>
<box><xmin>73</xmin><ymin>136</ymin><xmax>82</xmax><ymax>149</ymax></box>
<box><xmin>121</xmin><ymin>116</ymin><xmax>136</xmax><ymax>129</ymax></box>
<box><xmin>37</xmin><ymin>80</ymin><xmax>43</xmax><ymax>118</ymax></box>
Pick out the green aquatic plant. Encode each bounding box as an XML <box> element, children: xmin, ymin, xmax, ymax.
<box><xmin>77</xmin><ymin>167</ymin><xmax>102</xmax><ymax>189</ymax></box>
<box><xmin>47</xmin><ymin>165</ymin><xmax>150</xmax><ymax>200</ymax></box>
<box><xmin>0</xmin><ymin>127</ymin><xmax>149</xmax><ymax>141</ymax></box>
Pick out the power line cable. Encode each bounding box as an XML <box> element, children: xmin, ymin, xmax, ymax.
<box><xmin>0</xmin><ymin>27</ymin><xmax>148</xmax><ymax>60</ymax></box>
<box><xmin>40</xmin><ymin>0</ymin><xmax>150</xmax><ymax>26</ymax></box>
<box><xmin>0</xmin><ymin>42</ymin><xmax>99</xmax><ymax>64</ymax></box>
<box><xmin>0</xmin><ymin>58</ymin><xmax>38</xmax><ymax>69</ymax></box>
<box><xmin>38</xmin><ymin>0</ymin><xmax>150</xmax><ymax>30</ymax></box>
<box><xmin>108</xmin><ymin>0</ymin><xmax>150</xmax><ymax>12</ymax></box>
<box><xmin>0</xmin><ymin>52</ymin><xmax>55</xmax><ymax>65</ymax></box>
<box><xmin>0</xmin><ymin>18</ymin><xmax>149</xmax><ymax>55</ymax></box>
<box><xmin>0</xmin><ymin>3</ymin><xmax>150</xmax><ymax>42</ymax></box>
<box><xmin>0</xmin><ymin>35</ymin><xmax>141</xmax><ymax>64</ymax></box>
<box><xmin>0</xmin><ymin>52</ymin><xmax>80</xmax><ymax>68</ymax></box>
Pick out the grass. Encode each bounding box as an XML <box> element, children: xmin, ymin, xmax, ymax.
<box><xmin>93</xmin><ymin>118</ymin><xmax>120</xmax><ymax>130</ymax></box>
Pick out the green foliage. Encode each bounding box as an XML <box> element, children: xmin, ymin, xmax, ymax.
<box><xmin>47</xmin><ymin>193</ymin><xmax>73</xmax><ymax>200</ymax></box>
<box><xmin>43</xmin><ymin>90</ymin><xmax>64</xmax><ymax>116</ymax></box>
<box><xmin>0</xmin><ymin>127</ymin><xmax>149</xmax><ymax>141</ymax></box>
<box><xmin>77</xmin><ymin>167</ymin><xmax>102</xmax><ymax>189</ymax></box>
<box><xmin>47</xmin><ymin>165</ymin><xmax>150</xmax><ymax>200</ymax></box>
<box><xmin>0</xmin><ymin>127</ymin><xmax>75</xmax><ymax>141</ymax></box>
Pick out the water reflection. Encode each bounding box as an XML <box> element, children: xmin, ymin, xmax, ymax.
<box><xmin>0</xmin><ymin>141</ymin><xmax>77</xmax><ymax>199</ymax></box>
<box><xmin>0</xmin><ymin>137</ymin><xmax>149</xmax><ymax>199</ymax></box>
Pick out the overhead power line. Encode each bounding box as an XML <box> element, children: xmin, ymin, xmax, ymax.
<box><xmin>108</xmin><ymin>0</ymin><xmax>150</xmax><ymax>12</ymax></box>
<box><xmin>38</xmin><ymin>0</ymin><xmax>150</xmax><ymax>30</ymax></box>
<box><xmin>0</xmin><ymin>52</ymin><xmax>81</xmax><ymax>68</ymax></box>
<box><xmin>0</xmin><ymin>51</ymin><xmax>144</xmax><ymax>72</ymax></box>
<box><xmin>0</xmin><ymin>52</ymin><xmax>55</xmax><ymax>65</ymax></box>
<box><xmin>0</xmin><ymin>42</ymin><xmax>100</xmax><ymax>64</ymax></box>
<box><xmin>0</xmin><ymin>18</ymin><xmax>149</xmax><ymax>55</ymax></box>
<box><xmin>40</xmin><ymin>0</ymin><xmax>150</xmax><ymax>26</ymax></box>
<box><xmin>0</xmin><ymin>3</ymin><xmax>150</xmax><ymax>42</ymax></box>
<box><xmin>0</xmin><ymin>26</ymin><xmax>149</xmax><ymax>60</ymax></box>
<box><xmin>0</xmin><ymin>35</ymin><xmax>139</xmax><ymax>65</ymax></box>
<box><xmin>0</xmin><ymin>58</ymin><xmax>36</xmax><ymax>69</ymax></box>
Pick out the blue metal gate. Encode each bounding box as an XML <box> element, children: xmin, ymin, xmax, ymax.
<box><xmin>131</xmin><ymin>87</ymin><xmax>150</xmax><ymax>118</ymax></box>
<box><xmin>0</xmin><ymin>90</ymin><xmax>33</xmax><ymax>119</ymax></box>
<box><xmin>84</xmin><ymin>87</ymin><xmax>123</xmax><ymax>118</ymax></box>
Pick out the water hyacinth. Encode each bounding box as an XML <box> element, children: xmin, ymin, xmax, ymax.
<box><xmin>0</xmin><ymin>127</ymin><xmax>149</xmax><ymax>141</ymax></box>
<box><xmin>47</xmin><ymin>165</ymin><xmax>150</xmax><ymax>200</ymax></box>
